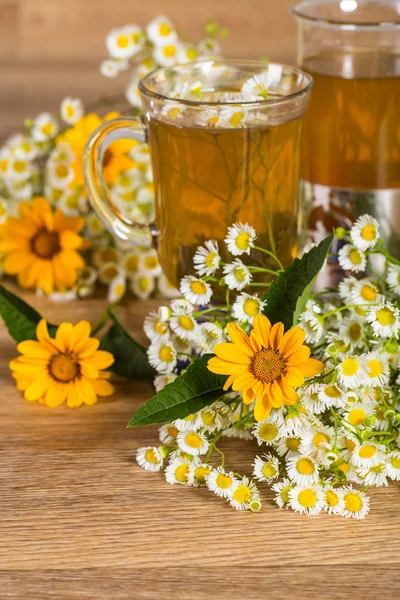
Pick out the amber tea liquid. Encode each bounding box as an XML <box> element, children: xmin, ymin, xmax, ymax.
<box><xmin>148</xmin><ymin>117</ymin><xmax>303</xmax><ymax>287</ymax></box>
<box><xmin>303</xmin><ymin>50</ymin><xmax>400</xmax><ymax>190</ymax></box>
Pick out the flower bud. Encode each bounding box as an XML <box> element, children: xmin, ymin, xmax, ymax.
<box><xmin>384</xmin><ymin>409</ymin><xmax>395</xmax><ymax>420</ymax></box>
<box><xmin>363</xmin><ymin>416</ymin><xmax>376</xmax><ymax>427</ymax></box>
<box><xmin>360</xmin><ymin>428</ymin><xmax>372</xmax><ymax>440</ymax></box>
<box><xmin>335</xmin><ymin>227</ymin><xmax>347</xmax><ymax>240</ymax></box>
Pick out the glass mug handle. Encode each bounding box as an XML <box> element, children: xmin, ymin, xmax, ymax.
<box><xmin>83</xmin><ymin>116</ymin><xmax>154</xmax><ymax>246</ymax></box>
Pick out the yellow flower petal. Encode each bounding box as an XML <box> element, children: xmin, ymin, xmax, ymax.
<box><xmin>24</xmin><ymin>374</ymin><xmax>53</xmax><ymax>401</ymax></box>
<box><xmin>254</xmin><ymin>394</ymin><xmax>272</xmax><ymax>422</ymax></box>
<box><xmin>297</xmin><ymin>357</ymin><xmax>324</xmax><ymax>377</ymax></box>
<box><xmin>207</xmin><ymin>357</ymin><xmax>248</xmax><ymax>375</ymax></box>
<box><xmin>269</xmin><ymin>322</ymin><xmax>284</xmax><ymax>350</ymax></box>
<box><xmin>45</xmin><ymin>383</ymin><xmax>68</xmax><ymax>408</ymax></box>
<box><xmin>278</xmin><ymin>326</ymin><xmax>305</xmax><ymax>355</ymax></box>
<box><xmin>16</xmin><ymin>340</ymin><xmax>51</xmax><ymax>359</ymax></box>
<box><xmin>76</xmin><ymin>377</ymin><xmax>97</xmax><ymax>406</ymax></box>
<box><xmin>90</xmin><ymin>378</ymin><xmax>114</xmax><ymax>396</ymax></box>
<box><xmin>213</xmin><ymin>342</ymin><xmax>251</xmax><ymax>364</ymax></box>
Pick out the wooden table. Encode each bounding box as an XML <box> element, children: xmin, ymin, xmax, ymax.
<box><xmin>1</xmin><ymin>293</ymin><xmax>399</xmax><ymax>599</ymax></box>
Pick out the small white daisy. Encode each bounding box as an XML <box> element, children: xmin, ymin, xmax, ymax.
<box><xmin>153</xmin><ymin>42</ymin><xmax>182</xmax><ymax>67</ymax></box>
<box><xmin>143</xmin><ymin>308</ymin><xmax>171</xmax><ymax>343</ymax></box>
<box><xmin>108</xmin><ymin>275</ymin><xmax>126</xmax><ymax>303</ymax></box>
<box><xmin>225</xmin><ymin>222</ymin><xmax>257</xmax><ymax>256</ymax></box>
<box><xmin>195</xmin><ymin>322</ymin><xmax>225</xmax><ymax>353</ymax></box>
<box><xmin>197</xmin><ymin>109</ymin><xmax>223</xmax><ymax>128</ymax></box>
<box><xmin>232</xmin><ymin>292</ymin><xmax>266</xmax><ymax>324</ymax></box>
<box><xmin>350</xmin><ymin>279</ymin><xmax>380</xmax><ymax>306</ymax></box>
<box><xmin>338</xmin><ymin>244</ymin><xmax>366</xmax><ymax>273</ymax></box>
<box><xmin>286</xmin><ymin>454</ymin><xmax>319</xmax><ymax>486</ymax></box>
<box><xmin>147</xmin><ymin>15</ymin><xmax>177</xmax><ymax>45</ymax></box>
<box><xmin>157</xmin><ymin>274</ymin><xmax>181</xmax><ymax>299</ymax></box>
<box><xmin>136</xmin><ymin>446</ymin><xmax>163</xmax><ymax>472</ymax></box>
<box><xmin>158</xmin><ymin>422</ymin><xmax>179</xmax><ymax>443</ymax></box>
<box><xmin>299</xmin><ymin>425</ymin><xmax>334</xmax><ymax>461</ymax></box>
<box><xmin>386</xmin><ymin>264</ymin><xmax>400</xmax><ymax>295</ymax></box>
<box><xmin>139</xmin><ymin>248</ymin><xmax>162</xmax><ymax>277</ymax></box>
<box><xmin>337</xmin><ymin>356</ymin><xmax>368</xmax><ymax>388</ymax></box>
<box><xmin>173</xmin><ymin>413</ymin><xmax>202</xmax><ymax>432</ymax></box>
<box><xmin>300</xmin><ymin>310</ymin><xmax>325</xmax><ymax>343</ymax></box>
<box><xmin>154</xmin><ymin>374</ymin><xmax>177</xmax><ymax>394</ymax></box>
<box><xmin>253</xmin><ymin>453</ymin><xmax>280</xmax><ymax>482</ymax></box>
<box><xmin>241</xmin><ymin>71</ymin><xmax>270</xmax><ymax>99</ymax></box>
<box><xmin>130</xmin><ymin>275</ymin><xmax>155</xmax><ymax>300</ymax></box>
<box><xmin>100</xmin><ymin>59</ymin><xmax>123</xmax><ymax>78</ymax></box>
<box><xmin>98</xmin><ymin>262</ymin><xmax>125</xmax><ymax>285</ymax></box>
<box><xmin>193</xmin><ymin>240</ymin><xmax>221</xmax><ymax>276</ymax></box>
<box><xmin>289</xmin><ymin>484</ymin><xmax>325</xmax><ymax>515</ymax></box>
<box><xmin>223</xmin><ymin>260</ymin><xmax>252</xmax><ymax>291</ymax></box>
<box><xmin>165</xmin><ymin>458</ymin><xmax>194</xmax><ymax>486</ymax></box>
<box><xmin>343</xmin><ymin>401</ymin><xmax>375</xmax><ymax>429</ymax></box>
<box><xmin>147</xmin><ymin>340</ymin><xmax>177</xmax><ymax>373</ymax></box>
<box><xmin>386</xmin><ymin>451</ymin><xmax>400</xmax><ymax>481</ymax></box>
<box><xmin>338</xmin><ymin>276</ymin><xmax>359</xmax><ymax>301</ymax></box>
<box><xmin>281</xmin><ymin>412</ymin><xmax>311</xmax><ymax>437</ymax></box>
<box><xmin>170</xmin><ymin>314</ymin><xmax>199</xmax><ymax>341</ymax></box>
<box><xmin>60</xmin><ymin>97</ymin><xmax>84</xmax><ymax>125</ymax></box>
<box><xmin>350</xmin><ymin>214</ymin><xmax>379</xmax><ymax>251</ymax></box>
<box><xmin>177</xmin><ymin>430</ymin><xmax>209</xmax><ymax>456</ymax></box>
<box><xmin>363</xmin><ymin>351</ymin><xmax>390</xmax><ymax>387</ymax></box>
<box><xmin>317</xmin><ymin>383</ymin><xmax>346</xmax><ymax>408</ymax></box>
<box><xmin>219</xmin><ymin>108</ymin><xmax>247</xmax><ymax>128</ymax></box>
<box><xmin>229</xmin><ymin>476</ymin><xmax>261</xmax><ymax>511</ymax></box>
<box><xmin>170</xmin><ymin>299</ymin><xmax>195</xmax><ymax>315</ymax></box>
<box><xmin>276</xmin><ymin>436</ymin><xmax>302</xmax><ymax>458</ymax></box>
<box><xmin>322</xmin><ymin>486</ymin><xmax>345</xmax><ymax>514</ymax></box>
<box><xmin>272</xmin><ymin>478</ymin><xmax>294</xmax><ymax>509</ymax></box>
<box><xmin>339</xmin><ymin>317</ymin><xmax>365</xmax><ymax>349</ymax></box>
<box><xmin>340</xmin><ymin>485</ymin><xmax>370</xmax><ymax>519</ymax></box>
<box><xmin>31</xmin><ymin>112</ymin><xmax>59</xmax><ymax>142</ymax></box>
<box><xmin>358</xmin><ymin>463</ymin><xmax>388</xmax><ymax>487</ymax></box>
<box><xmin>206</xmin><ymin>466</ymin><xmax>238</xmax><ymax>498</ymax></box>
<box><xmin>367</xmin><ymin>301</ymin><xmax>400</xmax><ymax>338</ymax></box>
<box><xmin>106</xmin><ymin>25</ymin><xmax>144</xmax><ymax>59</ymax></box>
<box><xmin>191</xmin><ymin>463</ymin><xmax>213</xmax><ymax>487</ymax></box>
<box><xmin>350</xmin><ymin>442</ymin><xmax>385</xmax><ymax>469</ymax></box>
<box><xmin>180</xmin><ymin>276</ymin><xmax>212</xmax><ymax>305</ymax></box>
<box><xmin>252</xmin><ymin>411</ymin><xmax>284</xmax><ymax>445</ymax></box>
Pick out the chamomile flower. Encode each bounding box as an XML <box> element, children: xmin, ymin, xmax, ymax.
<box><xmin>157</xmin><ymin>274</ymin><xmax>181</xmax><ymax>299</ymax></box>
<box><xmin>317</xmin><ymin>384</ymin><xmax>346</xmax><ymax>408</ymax></box>
<box><xmin>98</xmin><ymin>262</ymin><xmax>125</xmax><ymax>285</ymax></box>
<box><xmin>173</xmin><ymin>413</ymin><xmax>202</xmax><ymax>432</ymax></box>
<box><xmin>139</xmin><ymin>249</ymin><xmax>162</xmax><ymax>277</ymax></box>
<box><xmin>11</xmin><ymin>136</ymin><xmax>37</xmax><ymax>160</ymax></box>
<box><xmin>8</xmin><ymin>156</ymin><xmax>31</xmax><ymax>181</ymax></box>
<box><xmin>241</xmin><ymin>71</ymin><xmax>270</xmax><ymax>99</ymax></box>
<box><xmin>191</xmin><ymin>463</ymin><xmax>213</xmax><ymax>487</ymax></box>
<box><xmin>158</xmin><ymin>423</ymin><xmax>179</xmax><ymax>445</ymax></box>
<box><xmin>229</xmin><ymin>476</ymin><xmax>261</xmax><ymax>511</ymax></box>
<box><xmin>93</xmin><ymin>247</ymin><xmax>120</xmax><ymax>267</ymax></box>
<box><xmin>154</xmin><ymin>42</ymin><xmax>182</xmax><ymax>66</ymax></box>
<box><xmin>286</xmin><ymin>454</ymin><xmax>319</xmax><ymax>486</ymax></box>
<box><xmin>300</xmin><ymin>310</ymin><xmax>325</xmax><ymax>343</ymax></box>
<box><xmin>161</xmin><ymin>105</ymin><xmax>184</xmax><ymax>122</ymax></box>
<box><xmin>144</xmin><ymin>309</ymin><xmax>170</xmax><ymax>343</ymax></box>
<box><xmin>180</xmin><ymin>275</ymin><xmax>212</xmax><ymax>305</ymax></box>
<box><xmin>281</xmin><ymin>411</ymin><xmax>311</xmax><ymax>437</ymax></box>
<box><xmin>225</xmin><ymin>222</ymin><xmax>256</xmax><ymax>256</ymax></box>
<box><xmin>223</xmin><ymin>260</ymin><xmax>252</xmax><ymax>291</ymax></box>
<box><xmin>147</xmin><ymin>340</ymin><xmax>177</xmax><ymax>373</ymax></box>
<box><xmin>136</xmin><ymin>446</ymin><xmax>163</xmax><ymax>472</ymax></box>
<box><xmin>343</xmin><ymin>401</ymin><xmax>375</xmax><ymax>428</ymax></box>
<box><xmin>322</xmin><ymin>486</ymin><xmax>345</xmax><ymax>514</ymax></box>
<box><xmin>386</xmin><ymin>264</ymin><xmax>400</xmax><ymax>294</ymax></box>
<box><xmin>272</xmin><ymin>478</ymin><xmax>294</xmax><ymax>508</ymax></box>
<box><xmin>367</xmin><ymin>302</ymin><xmax>400</xmax><ymax>338</ymax></box>
<box><xmin>363</xmin><ymin>351</ymin><xmax>389</xmax><ymax>387</ymax></box>
<box><xmin>106</xmin><ymin>26</ymin><xmax>144</xmax><ymax>59</ymax></box>
<box><xmin>177</xmin><ymin>429</ymin><xmax>209</xmax><ymax>456</ymax></box>
<box><xmin>154</xmin><ymin>374</ymin><xmax>177</xmax><ymax>394</ymax></box>
<box><xmin>386</xmin><ymin>451</ymin><xmax>400</xmax><ymax>480</ymax></box>
<box><xmin>126</xmin><ymin>78</ymin><xmax>142</xmax><ymax>108</ymax></box>
<box><xmin>60</xmin><ymin>97</ymin><xmax>84</xmax><ymax>125</ymax></box>
<box><xmin>165</xmin><ymin>458</ymin><xmax>194</xmax><ymax>486</ymax></box>
<box><xmin>253</xmin><ymin>453</ymin><xmax>280</xmax><ymax>482</ymax></box>
<box><xmin>338</xmin><ymin>276</ymin><xmax>359</xmax><ymax>301</ymax></box>
<box><xmin>252</xmin><ymin>411</ymin><xmax>284</xmax><ymax>445</ymax></box>
<box><xmin>108</xmin><ymin>275</ymin><xmax>126</xmax><ymax>303</ymax></box>
<box><xmin>289</xmin><ymin>484</ymin><xmax>325</xmax><ymax>515</ymax></box>
<box><xmin>47</xmin><ymin>160</ymin><xmax>75</xmax><ymax>187</ymax></box>
<box><xmin>350</xmin><ymin>442</ymin><xmax>385</xmax><ymax>469</ymax></box>
<box><xmin>197</xmin><ymin>109</ymin><xmax>223</xmax><ymax>128</ymax></box>
<box><xmin>219</xmin><ymin>108</ymin><xmax>247</xmax><ymax>128</ymax></box>
<box><xmin>147</xmin><ymin>15</ymin><xmax>177</xmax><ymax>45</ymax></box>
<box><xmin>206</xmin><ymin>467</ymin><xmax>238</xmax><ymax>498</ymax></box>
<box><xmin>301</xmin><ymin>384</ymin><xmax>326</xmax><ymax>414</ymax></box>
<box><xmin>350</xmin><ymin>214</ymin><xmax>379</xmax><ymax>251</ymax></box>
<box><xmin>198</xmin><ymin>404</ymin><xmax>225</xmax><ymax>433</ymax></box>
<box><xmin>276</xmin><ymin>436</ymin><xmax>302</xmax><ymax>458</ymax></box>
<box><xmin>350</xmin><ymin>279</ymin><xmax>380</xmax><ymax>306</ymax></box>
<box><xmin>337</xmin><ymin>356</ymin><xmax>368</xmax><ymax>388</ymax></box>
<box><xmin>170</xmin><ymin>298</ymin><xmax>195</xmax><ymax>315</ymax></box>
<box><xmin>358</xmin><ymin>463</ymin><xmax>388</xmax><ymax>487</ymax></box>
<box><xmin>232</xmin><ymin>293</ymin><xmax>266</xmax><ymax>324</ymax></box>
<box><xmin>193</xmin><ymin>240</ymin><xmax>221</xmax><ymax>276</ymax></box>
<box><xmin>338</xmin><ymin>244</ymin><xmax>366</xmax><ymax>273</ymax></box>
<box><xmin>130</xmin><ymin>275</ymin><xmax>155</xmax><ymax>300</ymax></box>
<box><xmin>31</xmin><ymin>113</ymin><xmax>59</xmax><ymax>142</ymax></box>
<box><xmin>300</xmin><ymin>425</ymin><xmax>334</xmax><ymax>461</ymax></box>
<box><xmin>339</xmin><ymin>317</ymin><xmax>364</xmax><ymax>348</ymax></box>
<box><xmin>340</xmin><ymin>485</ymin><xmax>370</xmax><ymax>519</ymax></box>
<box><xmin>100</xmin><ymin>59</ymin><xmax>121</xmax><ymax>78</ymax></box>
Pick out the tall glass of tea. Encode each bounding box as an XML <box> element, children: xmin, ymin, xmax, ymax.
<box><xmin>83</xmin><ymin>60</ymin><xmax>312</xmax><ymax>288</ymax></box>
<box><xmin>291</xmin><ymin>1</ymin><xmax>400</xmax><ymax>254</ymax></box>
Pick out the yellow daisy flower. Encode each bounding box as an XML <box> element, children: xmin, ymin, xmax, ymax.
<box><xmin>61</xmin><ymin>112</ymin><xmax>135</xmax><ymax>186</ymax></box>
<box><xmin>207</xmin><ymin>314</ymin><xmax>324</xmax><ymax>421</ymax></box>
<box><xmin>0</xmin><ymin>197</ymin><xmax>86</xmax><ymax>294</ymax></box>
<box><xmin>10</xmin><ymin>319</ymin><xmax>114</xmax><ymax>408</ymax></box>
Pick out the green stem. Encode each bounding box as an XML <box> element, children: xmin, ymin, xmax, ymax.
<box><xmin>253</xmin><ymin>245</ymin><xmax>284</xmax><ymax>270</ymax></box>
<box><xmin>91</xmin><ymin>308</ymin><xmax>110</xmax><ymax>336</ymax></box>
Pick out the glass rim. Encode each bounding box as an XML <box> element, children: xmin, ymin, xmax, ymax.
<box><xmin>290</xmin><ymin>0</ymin><xmax>400</xmax><ymax>30</ymax></box>
<box><xmin>138</xmin><ymin>59</ymin><xmax>313</xmax><ymax>108</ymax></box>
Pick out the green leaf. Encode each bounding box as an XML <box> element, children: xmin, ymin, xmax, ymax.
<box><xmin>127</xmin><ymin>354</ymin><xmax>227</xmax><ymax>428</ymax></box>
<box><xmin>100</xmin><ymin>317</ymin><xmax>155</xmax><ymax>380</ymax></box>
<box><xmin>0</xmin><ymin>285</ymin><xmax>57</xmax><ymax>342</ymax></box>
<box><xmin>262</xmin><ymin>234</ymin><xmax>333</xmax><ymax>330</ymax></box>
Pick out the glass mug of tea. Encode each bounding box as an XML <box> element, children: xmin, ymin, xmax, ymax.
<box><xmin>84</xmin><ymin>60</ymin><xmax>312</xmax><ymax>288</ymax></box>
<box><xmin>291</xmin><ymin>0</ymin><xmax>400</xmax><ymax>254</ymax></box>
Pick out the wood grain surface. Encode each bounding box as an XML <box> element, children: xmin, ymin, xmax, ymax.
<box><xmin>0</xmin><ymin>291</ymin><xmax>399</xmax><ymax>599</ymax></box>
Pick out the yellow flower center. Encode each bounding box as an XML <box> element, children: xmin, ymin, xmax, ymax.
<box><xmin>186</xmin><ymin>47</ymin><xmax>198</xmax><ymax>60</ymax></box>
<box><xmin>367</xmin><ymin>359</ymin><xmax>383</xmax><ymax>378</ymax></box>
<box><xmin>345</xmin><ymin>438</ymin><xmax>356</xmax><ymax>451</ymax></box>
<box><xmin>66</xmin><ymin>105</ymin><xmax>75</xmax><ymax>118</ymax></box>
<box><xmin>358</xmin><ymin>445</ymin><xmax>376</xmax><ymax>459</ymax></box>
<box><xmin>159</xmin><ymin>346</ymin><xmax>174</xmax><ymax>363</ymax></box>
<box><xmin>190</xmin><ymin>280</ymin><xmax>207</xmax><ymax>295</ymax></box>
<box><xmin>167</xmin><ymin>107</ymin><xmax>181</xmax><ymax>119</ymax></box>
<box><xmin>126</xmin><ymin>255</ymin><xmax>139</xmax><ymax>273</ymax></box>
<box><xmin>355</xmin><ymin>306</ymin><xmax>367</xmax><ymax>317</ymax></box>
<box><xmin>229</xmin><ymin>112</ymin><xmax>244</xmax><ymax>127</ymax></box>
<box><xmin>376</xmin><ymin>307</ymin><xmax>396</xmax><ymax>326</ymax></box>
<box><xmin>205</xmin><ymin>252</ymin><xmax>217</xmax><ymax>268</ymax></box>
<box><xmin>55</xmin><ymin>164</ymin><xmax>69</xmax><ymax>179</ymax></box>
<box><xmin>344</xmin><ymin>492</ymin><xmax>362</xmax><ymax>513</ymax></box>
<box><xmin>13</xmin><ymin>160</ymin><xmax>27</xmax><ymax>173</ymax></box>
<box><xmin>178</xmin><ymin>315</ymin><xmax>194</xmax><ymax>331</ymax></box>
<box><xmin>296</xmin><ymin>457</ymin><xmax>315</xmax><ymax>475</ymax></box>
<box><xmin>298</xmin><ymin>489</ymin><xmax>317</xmax><ymax>508</ymax></box>
<box><xmin>163</xmin><ymin>44</ymin><xmax>176</xmax><ymax>58</ymax></box>
<box><xmin>280</xmin><ymin>485</ymin><xmax>291</xmax><ymax>503</ymax></box>
<box><xmin>113</xmin><ymin>283</ymin><xmax>125</xmax><ymax>298</ymax></box>
<box><xmin>31</xmin><ymin>229</ymin><xmax>60</xmax><ymax>259</ymax></box>
<box><xmin>251</xmin><ymin>347</ymin><xmax>285</xmax><ymax>384</ymax></box>
<box><xmin>262</xmin><ymin>462</ymin><xmax>277</xmax><ymax>478</ymax></box>
<box><xmin>371</xmin><ymin>463</ymin><xmax>384</xmax><ymax>473</ymax></box>
<box><xmin>144</xmin><ymin>256</ymin><xmax>158</xmax><ymax>270</ymax></box>
<box><xmin>175</xmin><ymin>464</ymin><xmax>190</xmax><ymax>483</ymax></box>
<box><xmin>258</xmin><ymin>422</ymin><xmax>278</xmax><ymax>441</ymax></box>
<box><xmin>116</xmin><ymin>34</ymin><xmax>129</xmax><ymax>48</ymax></box>
<box><xmin>159</xmin><ymin>23</ymin><xmax>171</xmax><ymax>36</ymax></box>
<box><xmin>360</xmin><ymin>285</ymin><xmax>377</xmax><ymax>302</ymax></box>
<box><xmin>233</xmin><ymin>484</ymin><xmax>251</xmax><ymax>503</ymax></box>
<box><xmin>324</xmin><ymin>385</ymin><xmax>342</xmax><ymax>398</ymax></box>
<box><xmin>349</xmin><ymin>249</ymin><xmax>362</xmax><ymax>265</ymax></box>
<box><xmin>102</xmin><ymin>265</ymin><xmax>119</xmax><ymax>280</ymax></box>
<box><xmin>216</xmin><ymin>473</ymin><xmax>232</xmax><ymax>489</ymax></box>
<box><xmin>49</xmin><ymin>353</ymin><xmax>79</xmax><ymax>383</ymax></box>
<box><xmin>236</xmin><ymin>232</ymin><xmax>251</xmax><ymax>251</ymax></box>
<box><xmin>391</xmin><ymin>456</ymin><xmax>400</xmax><ymax>469</ymax></box>
<box><xmin>348</xmin><ymin>408</ymin><xmax>366</xmax><ymax>426</ymax></box>
<box><xmin>234</xmin><ymin>267</ymin><xmax>247</xmax><ymax>282</ymax></box>
<box><xmin>138</xmin><ymin>277</ymin><xmax>150</xmax><ymax>292</ymax></box>
<box><xmin>201</xmin><ymin>410</ymin><xmax>216</xmax><ymax>425</ymax></box>
<box><xmin>326</xmin><ymin>490</ymin><xmax>339</xmax><ymax>507</ymax></box>
<box><xmin>185</xmin><ymin>433</ymin><xmax>203</xmax><ymax>449</ymax></box>
<box><xmin>41</xmin><ymin>123</ymin><xmax>54</xmax><ymax>137</ymax></box>
<box><xmin>243</xmin><ymin>298</ymin><xmax>260</xmax><ymax>317</ymax></box>
<box><xmin>167</xmin><ymin>425</ymin><xmax>178</xmax><ymax>439</ymax></box>
<box><xmin>101</xmin><ymin>249</ymin><xmax>117</xmax><ymax>263</ymax></box>
<box><xmin>361</xmin><ymin>224</ymin><xmax>376</xmax><ymax>241</ymax></box>
<box><xmin>337</xmin><ymin>461</ymin><xmax>350</xmax><ymax>474</ymax></box>
<box><xmin>194</xmin><ymin>465</ymin><xmax>211</xmax><ymax>483</ymax></box>
<box><xmin>349</xmin><ymin>323</ymin><xmax>362</xmax><ymax>340</ymax></box>
<box><xmin>313</xmin><ymin>432</ymin><xmax>330</xmax><ymax>449</ymax></box>
<box><xmin>155</xmin><ymin>320</ymin><xmax>168</xmax><ymax>335</ymax></box>
<box><xmin>145</xmin><ymin>449</ymin><xmax>159</xmax><ymax>464</ymax></box>
<box><xmin>341</xmin><ymin>357</ymin><xmax>359</xmax><ymax>377</ymax></box>
<box><xmin>286</xmin><ymin>437</ymin><xmax>300</xmax><ymax>451</ymax></box>
<box><xmin>208</xmin><ymin>115</ymin><xmax>219</xmax><ymax>126</ymax></box>
<box><xmin>0</xmin><ymin>158</ymin><xmax>8</xmax><ymax>172</ymax></box>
